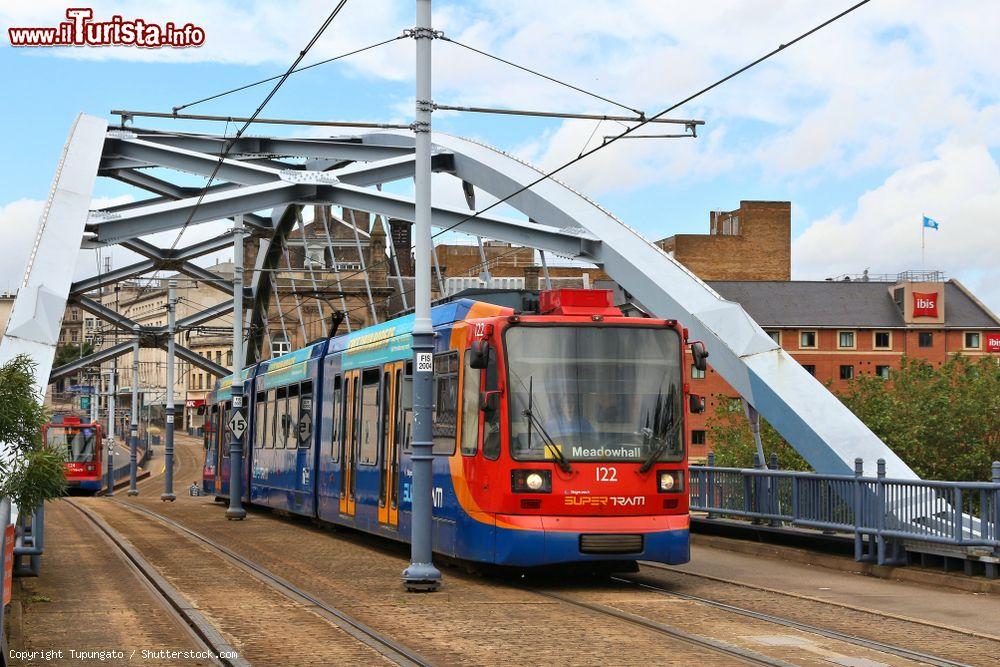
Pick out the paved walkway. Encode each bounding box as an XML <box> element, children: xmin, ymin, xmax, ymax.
<box><xmin>678</xmin><ymin>538</ymin><xmax>1000</xmax><ymax>636</ymax></box>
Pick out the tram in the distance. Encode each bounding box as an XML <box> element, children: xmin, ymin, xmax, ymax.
<box><xmin>204</xmin><ymin>289</ymin><xmax>707</xmax><ymax>569</ymax></box>
<box><xmin>44</xmin><ymin>415</ymin><xmax>103</xmax><ymax>492</ymax></box>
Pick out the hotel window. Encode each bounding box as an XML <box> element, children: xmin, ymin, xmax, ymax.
<box><xmin>691</xmin><ymin>365</ymin><xmax>705</xmax><ymax>379</ymax></box>
<box><xmin>765</xmin><ymin>330</ymin><xmax>781</xmax><ymax>345</ymax></box>
<box><xmin>800</xmin><ymin>331</ymin><xmax>817</xmax><ymax>349</ymax></box>
<box><xmin>875</xmin><ymin>365</ymin><xmax>891</xmax><ymax>379</ymax></box>
<box><xmin>802</xmin><ymin>365</ymin><xmax>816</xmax><ymax>376</ymax></box>
<box><xmin>838</xmin><ymin>331</ymin><xmax>856</xmax><ymax>349</ymax></box>
<box><xmin>874</xmin><ymin>331</ymin><xmax>891</xmax><ymax>349</ymax></box>
<box><xmin>964</xmin><ymin>332</ymin><xmax>981</xmax><ymax>349</ymax></box>
<box><xmin>918</xmin><ymin>332</ymin><xmax>934</xmax><ymax>348</ymax></box>
<box><xmin>690</xmin><ymin>430</ymin><xmax>706</xmax><ymax>446</ymax></box>
<box><xmin>839</xmin><ymin>365</ymin><xmax>854</xmax><ymax>380</ymax></box>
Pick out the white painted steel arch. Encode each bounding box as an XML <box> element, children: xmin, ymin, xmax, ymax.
<box><xmin>1</xmin><ymin>115</ymin><xmax>917</xmax><ymax>484</ymax></box>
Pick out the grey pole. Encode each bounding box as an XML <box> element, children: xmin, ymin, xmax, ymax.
<box><xmin>106</xmin><ymin>364</ymin><xmax>116</xmax><ymax>496</ymax></box>
<box><xmin>127</xmin><ymin>325</ymin><xmax>140</xmax><ymax>495</ymax></box>
<box><xmin>0</xmin><ymin>497</ymin><xmax>10</xmax><ymax>642</ymax></box>
<box><xmin>162</xmin><ymin>280</ymin><xmax>177</xmax><ymax>502</ymax></box>
<box><xmin>403</xmin><ymin>0</ymin><xmax>442</xmax><ymax>592</ymax></box>
<box><xmin>226</xmin><ymin>215</ymin><xmax>247</xmax><ymax>520</ymax></box>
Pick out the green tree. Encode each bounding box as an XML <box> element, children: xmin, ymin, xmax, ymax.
<box><xmin>0</xmin><ymin>355</ymin><xmax>67</xmax><ymax>511</ymax></box>
<box><xmin>838</xmin><ymin>355</ymin><xmax>1000</xmax><ymax>481</ymax></box>
<box><xmin>706</xmin><ymin>396</ymin><xmax>809</xmax><ymax>470</ymax></box>
<box><xmin>706</xmin><ymin>354</ymin><xmax>1000</xmax><ymax>481</ymax></box>
<box><xmin>53</xmin><ymin>342</ymin><xmax>94</xmax><ymax>369</ymax></box>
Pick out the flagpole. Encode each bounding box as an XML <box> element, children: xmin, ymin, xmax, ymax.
<box><xmin>921</xmin><ymin>213</ymin><xmax>925</xmax><ymax>271</ymax></box>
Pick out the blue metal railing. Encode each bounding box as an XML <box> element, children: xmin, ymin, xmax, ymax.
<box><xmin>691</xmin><ymin>455</ymin><xmax>1000</xmax><ymax>570</ymax></box>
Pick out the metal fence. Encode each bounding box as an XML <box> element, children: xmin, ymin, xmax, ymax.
<box><xmin>691</xmin><ymin>454</ymin><xmax>1000</xmax><ymax>572</ymax></box>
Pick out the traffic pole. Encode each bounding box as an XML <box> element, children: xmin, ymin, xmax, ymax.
<box><xmin>127</xmin><ymin>325</ymin><xmax>140</xmax><ymax>495</ymax></box>
<box><xmin>226</xmin><ymin>215</ymin><xmax>247</xmax><ymax>520</ymax></box>
<box><xmin>162</xmin><ymin>280</ymin><xmax>177</xmax><ymax>502</ymax></box>
<box><xmin>402</xmin><ymin>0</ymin><xmax>442</xmax><ymax>592</ymax></box>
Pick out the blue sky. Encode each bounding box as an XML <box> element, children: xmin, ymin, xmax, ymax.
<box><xmin>1</xmin><ymin>1</ymin><xmax>997</xmax><ymax>311</ymax></box>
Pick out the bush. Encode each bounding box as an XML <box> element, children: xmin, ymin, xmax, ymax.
<box><xmin>0</xmin><ymin>355</ymin><xmax>67</xmax><ymax>510</ymax></box>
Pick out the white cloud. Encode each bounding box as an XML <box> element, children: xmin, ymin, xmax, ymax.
<box><xmin>792</xmin><ymin>139</ymin><xmax>1000</xmax><ymax>313</ymax></box>
<box><xmin>0</xmin><ymin>195</ymin><xmax>133</xmax><ymax>292</ymax></box>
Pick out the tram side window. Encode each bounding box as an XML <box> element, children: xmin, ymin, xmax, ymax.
<box><xmin>401</xmin><ymin>363</ymin><xmax>414</xmax><ymax>452</ymax></box>
<box><xmin>483</xmin><ymin>346</ymin><xmax>501</xmax><ymax>460</ymax></box>
<box><xmin>264</xmin><ymin>389</ymin><xmax>276</xmax><ymax>448</ymax></box>
<box><xmin>275</xmin><ymin>387</ymin><xmax>288</xmax><ymax>448</ymax></box>
<box><xmin>287</xmin><ymin>384</ymin><xmax>300</xmax><ymax>450</ymax></box>
<box><xmin>328</xmin><ymin>375</ymin><xmax>341</xmax><ymax>462</ymax></box>
<box><xmin>432</xmin><ymin>351</ymin><xmax>458</xmax><ymax>455</ymax></box>
<box><xmin>460</xmin><ymin>351</ymin><xmax>481</xmax><ymax>456</ymax></box>
<box><xmin>254</xmin><ymin>391</ymin><xmax>266</xmax><ymax>449</ymax></box>
<box><xmin>221</xmin><ymin>401</ymin><xmax>232</xmax><ymax>458</ymax></box>
<box><xmin>379</xmin><ymin>371</ymin><xmax>391</xmax><ymax>461</ymax></box>
<box><xmin>359</xmin><ymin>368</ymin><xmax>380</xmax><ymax>465</ymax></box>
<box><xmin>298</xmin><ymin>381</ymin><xmax>312</xmax><ymax>448</ymax></box>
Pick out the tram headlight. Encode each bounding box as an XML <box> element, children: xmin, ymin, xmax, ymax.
<box><xmin>512</xmin><ymin>469</ymin><xmax>552</xmax><ymax>493</ymax></box>
<box><xmin>658</xmin><ymin>470</ymin><xmax>683</xmax><ymax>493</ymax></box>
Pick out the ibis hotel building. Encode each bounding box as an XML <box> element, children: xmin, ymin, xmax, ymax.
<box><xmin>648</xmin><ymin>201</ymin><xmax>1000</xmax><ymax>461</ymax></box>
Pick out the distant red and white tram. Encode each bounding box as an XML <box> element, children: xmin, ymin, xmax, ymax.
<box><xmin>44</xmin><ymin>416</ymin><xmax>103</xmax><ymax>492</ymax></box>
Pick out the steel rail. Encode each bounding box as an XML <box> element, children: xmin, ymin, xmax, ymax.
<box><xmin>63</xmin><ymin>499</ymin><xmax>245</xmax><ymax>667</ymax></box>
<box><xmin>115</xmin><ymin>501</ymin><xmax>433</xmax><ymax>667</ymax></box>
<box><xmin>614</xmin><ymin>574</ymin><xmax>974</xmax><ymax>667</ymax></box>
<box><xmin>639</xmin><ymin>561</ymin><xmax>1000</xmax><ymax>643</ymax></box>
<box><xmin>530</xmin><ymin>588</ymin><xmax>792</xmax><ymax>666</ymax></box>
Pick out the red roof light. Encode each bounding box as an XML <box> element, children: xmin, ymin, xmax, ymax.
<box><xmin>539</xmin><ymin>289</ymin><xmax>622</xmax><ymax>317</ymax></box>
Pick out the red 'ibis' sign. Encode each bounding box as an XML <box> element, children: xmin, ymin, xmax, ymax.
<box><xmin>986</xmin><ymin>332</ymin><xmax>1000</xmax><ymax>354</ymax></box>
<box><xmin>912</xmin><ymin>291</ymin><xmax>939</xmax><ymax>318</ymax></box>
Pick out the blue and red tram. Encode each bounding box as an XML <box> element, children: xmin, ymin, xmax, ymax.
<box><xmin>44</xmin><ymin>416</ymin><xmax>103</xmax><ymax>492</ymax></box>
<box><xmin>204</xmin><ymin>289</ymin><xmax>701</xmax><ymax>568</ymax></box>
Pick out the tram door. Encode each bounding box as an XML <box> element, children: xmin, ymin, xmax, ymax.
<box><xmin>378</xmin><ymin>361</ymin><xmax>404</xmax><ymax>527</ymax></box>
<box><xmin>339</xmin><ymin>370</ymin><xmax>359</xmax><ymax>516</ymax></box>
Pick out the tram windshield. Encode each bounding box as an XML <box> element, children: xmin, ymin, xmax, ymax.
<box><xmin>505</xmin><ymin>326</ymin><xmax>683</xmax><ymax>463</ymax></box>
<box><xmin>46</xmin><ymin>426</ymin><xmax>98</xmax><ymax>463</ymax></box>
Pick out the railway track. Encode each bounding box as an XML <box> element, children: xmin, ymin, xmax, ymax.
<box><xmin>613</xmin><ymin>574</ymin><xmax>974</xmax><ymax>667</ymax></box>
<box><xmin>530</xmin><ymin>587</ymin><xmax>794</xmax><ymax>666</ymax></box>
<box><xmin>63</xmin><ymin>498</ymin><xmax>245</xmax><ymax>667</ymax></box>
<box><xmin>640</xmin><ymin>560</ymin><xmax>1000</xmax><ymax>643</ymax></box>
<box><xmin>114</xmin><ymin>499</ymin><xmax>433</xmax><ymax>667</ymax></box>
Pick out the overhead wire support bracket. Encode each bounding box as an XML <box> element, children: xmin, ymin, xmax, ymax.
<box><xmin>432</xmin><ymin>103</ymin><xmax>704</xmax><ymax>128</ymax></box>
<box><xmin>112</xmin><ymin>109</ymin><xmax>412</xmax><ymax>130</ymax></box>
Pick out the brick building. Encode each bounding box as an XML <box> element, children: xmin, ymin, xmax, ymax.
<box><xmin>681</xmin><ymin>276</ymin><xmax>1000</xmax><ymax>461</ymax></box>
<box><xmin>656</xmin><ymin>200</ymin><xmax>791</xmax><ymax>280</ymax></box>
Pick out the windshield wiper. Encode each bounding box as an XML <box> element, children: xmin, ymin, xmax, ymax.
<box><xmin>638</xmin><ymin>420</ymin><xmax>680</xmax><ymax>473</ymax></box>
<box><xmin>639</xmin><ymin>386</ymin><xmax>679</xmax><ymax>473</ymax></box>
<box><xmin>521</xmin><ymin>375</ymin><xmax>572</xmax><ymax>473</ymax></box>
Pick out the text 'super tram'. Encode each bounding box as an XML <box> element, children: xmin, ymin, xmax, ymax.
<box><xmin>203</xmin><ymin>289</ymin><xmax>704</xmax><ymax>568</ymax></box>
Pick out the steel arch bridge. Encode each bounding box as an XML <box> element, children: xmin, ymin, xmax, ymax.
<box><xmin>0</xmin><ymin>113</ymin><xmax>917</xmax><ymax>482</ymax></box>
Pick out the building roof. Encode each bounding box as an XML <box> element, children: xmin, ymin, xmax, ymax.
<box><xmin>707</xmin><ymin>280</ymin><xmax>1000</xmax><ymax>329</ymax></box>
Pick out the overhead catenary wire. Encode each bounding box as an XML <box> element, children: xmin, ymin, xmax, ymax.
<box><xmin>301</xmin><ymin>0</ymin><xmax>874</xmax><ymax>302</ymax></box>
<box><xmin>438</xmin><ymin>35</ymin><xmax>645</xmax><ymax>116</ymax></box>
<box><xmin>173</xmin><ymin>34</ymin><xmax>409</xmax><ymax>113</ymax></box>
<box><xmin>107</xmin><ymin>1</ymin><xmax>873</xmax><ymax>351</ymax></box>
<box><xmin>105</xmin><ymin>0</ymin><xmax>352</xmax><ymax>325</ymax></box>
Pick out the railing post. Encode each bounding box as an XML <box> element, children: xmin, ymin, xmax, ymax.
<box><xmin>747</xmin><ymin>453</ymin><xmax>759</xmax><ymax>523</ymax></box>
<box><xmin>992</xmin><ymin>461</ymin><xmax>1000</xmax><ymax>556</ymax></box>
<box><xmin>876</xmin><ymin>458</ymin><xmax>886</xmax><ymax>565</ymax></box>
<box><xmin>706</xmin><ymin>452</ymin><xmax>717</xmax><ymax>519</ymax></box>
<box><xmin>791</xmin><ymin>475</ymin><xmax>799</xmax><ymax>525</ymax></box>
<box><xmin>953</xmin><ymin>487</ymin><xmax>964</xmax><ymax>544</ymax></box>
<box><xmin>768</xmin><ymin>453</ymin><xmax>780</xmax><ymax>527</ymax></box>
<box><xmin>853</xmin><ymin>457</ymin><xmax>864</xmax><ymax>562</ymax></box>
